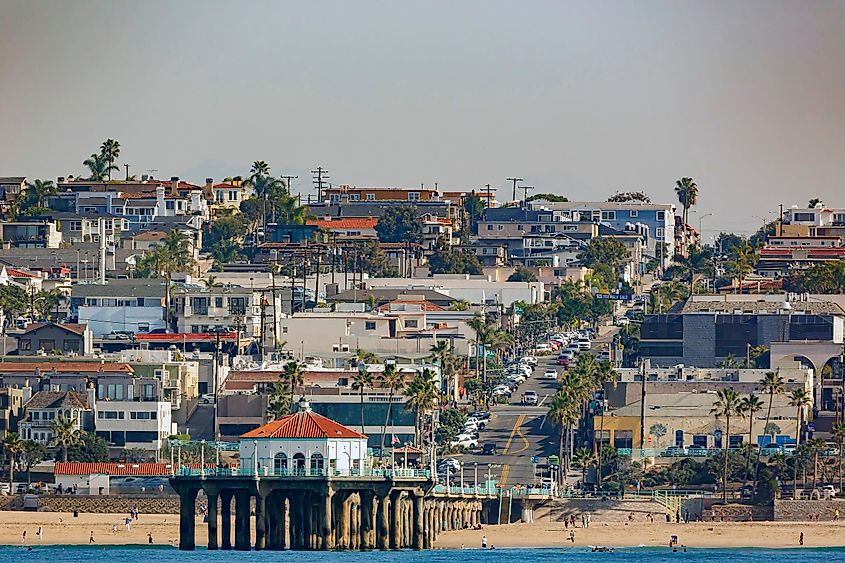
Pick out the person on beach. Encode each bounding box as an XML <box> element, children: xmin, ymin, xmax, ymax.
<box><xmin>89</xmin><ymin>531</ymin><xmax>95</xmax><ymax>544</ymax></box>
<box><xmin>799</xmin><ymin>532</ymin><xmax>804</xmax><ymax>546</ymax></box>
<box><xmin>112</xmin><ymin>524</ymin><xmax>117</xmax><ymax>534</ymax></box>
<box><xmin>481</xmin><ymin>535</ymin><xmax>488</xmax><ymax>548</ymax></box>
<box><xmin>36</xmin><ymin>527</ymin><xmax>42</xmax><ymax>542</ymax></box>
<box><xmin>21</xmin><ymin>530</ymin><xmax>26</xmax><ymax>544</ymax></box>
<box><xmin>148</xmin><ymin>533</ymin><xmax>153</xmax><ymax>544</ymax></box>
<box><xmin>569</xmin><ymin>530</ymin><xmax>575</xmax><ymax>544</ymax></box>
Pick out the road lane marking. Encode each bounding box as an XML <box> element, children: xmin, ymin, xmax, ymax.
<box><xmin>503</xmin><ymin>414</ymin><xmax>526</xmax><ymax>455</ymax></box>
<box><xmin>499</xmin><ymin>463</ymin><xmax>510</xmax><ymax>488</ymax></box>
<box><xmin>512</xmin><ymin>423</ymin><xmax>530</xmax><ymax>454</ymax></box>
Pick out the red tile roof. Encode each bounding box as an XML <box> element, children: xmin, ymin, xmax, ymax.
<box><xmin>6</xmin><ymin>268</ymin><xmax>39</xmax><ymax>278</ymax></box>
<box><xmin>378</xmin><ymin>300</ymin><xmax>444</xmax><ymax>312</ymax></box>
<box><xmin>241</xmin><ymin>410</ymin><xmax>366</xmax><ymax>440</ymax></box>
<box><xmin>306</xmin><ymin>218</ymin><xmax>377</xmax><ymax>230</ymax></box>
<box><xmin>55</xmin><ymin>462</ymin><xmax>210</xmax><ymax>476</ymax></box>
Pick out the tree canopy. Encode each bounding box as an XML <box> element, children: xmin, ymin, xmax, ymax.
<box><xmin>507</xmin><ymin>267</ymin><xmax>538</xmax><ymax>282</ymax></box>
<box><xmin>375</xmin><ymin>206</ymin><xmax>423</xmax><ymax>244</ymax></box>
<box><xmin>607</xmin><ymin>191</ymin><xmax>650</xmax><ymax>203</ymax></box>
<box><xmin>526</xmin><ymin>193</ymin><xmax>568</xmax><ymax>203</ymax></box>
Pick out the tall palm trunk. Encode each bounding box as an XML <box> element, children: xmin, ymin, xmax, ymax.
<box><xmin>743</xmin><ymin>413</ymin><xmax>754</xmax><ymax>493</ymax></box>
<box><xmin>722</xmin><ymin>415</ymin><xmax>730</xmax><ymax>503</ymax></box>
<box><xmin>380</xmin><ymin>390</ymin><xmax>394</xmax><ymax>455</ymax></box>
<box><xmin>839</xmin><ymin>441</ymin><xmax>844</xmax><ymax>493</ymax></box>
<box><xmin>811</xmin><ymin>450</ymin><xmax>819</xmax><ymax>492</ymax></box>
<box><xmin>7</xmin><ymin>454</ymin><xmax>13</xmax><ymax>488</ymax></box>
<box><xmin>558</xmin><ymin>426</ymin><xmax>565</xmax><ymax>485</ymax></box>
<box><xmin>793</xmin><ymin>407</ymin><xmax>802</xmax><ymax>499</ymax></box>
<box><xmin>359</xmin><ymin>388</ymin><xmax>366</xmax><ymax>433</ymax></box>
<box><xmin>753</xmin><ymin>392</ymin><xmax>775</xmax><ymax>497</ymax></box>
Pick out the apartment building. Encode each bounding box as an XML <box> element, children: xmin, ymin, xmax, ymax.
<box><xmin>173</xmin><ymin>284</ymin><xmax>281</xmax><ymax>339</ymax></box>
<box><xmin>71</xmin><ymin>279</ymin><xmax>167</xmax><ymax>335</ymax></box>
<box><xmin>19</xmin><ymin>390</ymin><xmax>94</xmax><ymax>444</ymax></box>
<box><xmin>0</xmin><ymin>220</ymin><xmax>62</xmax><ymax>248</ymax></box>
<box><xmin>16</xmin><ymin>322</ymin><xmax>94</xmax><ymax>356</ymax></box>
<box><xmin>0</xmin><ymin>176</ymin><xmax>26</xmax><ymax>210</ymax></box>
<box><xmin>322</xmin><ymin>185</ymin><xmax>440</xmax><ymax>203</ymax></box>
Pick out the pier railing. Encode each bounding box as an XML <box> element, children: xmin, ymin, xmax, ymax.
<box><xmin>173</xmin><ymin>466</ymin><xmax>431</xmax><ymax>479</ymax></box>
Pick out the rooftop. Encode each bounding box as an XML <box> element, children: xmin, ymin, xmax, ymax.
<box><xmin>241</xmin><ymin>410</ymin><xmax>366</xmax><ymax>440</ymax></box>
<box><xmin>24</xmin><ymin>390</ymin><xmax>90</xmax><ymax>410</ymax></box>
<box><xmin>23</xmin><ymin>322</ymin><xmax>88</xmax><ymax>336</ymax></box>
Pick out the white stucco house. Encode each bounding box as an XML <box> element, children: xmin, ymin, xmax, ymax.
<box><xmin>239</xmin><ymin>399</ymin><xmax>368</xmax><ymax>476</ymax></box>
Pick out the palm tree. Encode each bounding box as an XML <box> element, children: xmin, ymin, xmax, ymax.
<box><xmin>202</xmin><ymin>275</ymin><xmax>221</xmax><ymax>288</ymax></box>
<box><xmin>378</xmin><ymin>363</ymin><xmax>406</xmax><ymax>455</ymax></box>
<box><xmin>807</xmin><ymin>437</ymin><xmax>828</xmax><ymax>493</ymax></box>
<box><xmin>573</xmin><ymin>447</ymin><xmax>597</xmax><ymax>489</ymax></box>
<box><xmin>100</xmin><ymin>139</ymin><xmax>121</xmax><ymax>180</ymax></box>
<box><xmin>2</xmin><ymin>432</ymin><xmax>23</xmax><ymax>488</ymax></box>
<box><xmin>787</xmin><ymin>388</ymin><xmax>812</xmax><ymax>498</ymax></box>
<box><xmin>711</xmin><ymin>387</ymin><xmax>742</xmax><ymax>503</ymax></box>
<box><xmin>49</xmin><ymin>416</ymin><xmax>81</xmax><ymax>462</ymax></box>
<box><xmin>267</xmin><ymin>379</ymin><xmax>292</xmax><ymax>421</ymax></box>
<box><xmin>754</xmin><ymin>371</ymin><xmax>785</xmax><ymax>494</ymax></box>
<box><xmin>83</xmin><ymin>153</ymin><xmax>117</xmax><ymax>181</ymax></box>
<box><xmin>674</xmin><ymin>177</ymin><xmax>699</xmax><ymax>236</ymax></box>
<box><xmin>351</xmin><ymin>366</ymin><xmax>374</xmax><ymax>433</ymax></box>
<box><xmin>24</xmin><ymin>179</ymin><xmax>57</xmax><ymax>208</ymax></box>
<box><xmin>739</xmin><ymin>393</ymin><xmax>764</xmax><ymax>493</ymax></box>
<box><xmin>727</xmin><ymin>241</ymin><xmax>757</xmax><ymax>293</ymax></box>
<box><xmin>548</xmin><ymin>390</ymin><xmax>579</xmax><ymax>484</ymax></box>
<box><xmin>281</xmin><ymin>361</ymin><xmax>304</xmax><ymax>408</ymax></box>
<box><xmin>429</xmin><ymin>340</ymin><xmax>457</xmax><ymax>399</ymax></box>
<box><xmin>404</xmin><ymin>369</ymin><xmax>438</xmax><ymax>445</ymax></box>
<box><xmin>831</xmin><ymin>422</ymin><xmax>845</xmax><ymax>493</ymax></box>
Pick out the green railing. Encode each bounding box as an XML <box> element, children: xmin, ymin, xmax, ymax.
<box><xmin>174</xmin><ymin>467</ymin><xmax>431</xmax><ymax>479</ymax></box>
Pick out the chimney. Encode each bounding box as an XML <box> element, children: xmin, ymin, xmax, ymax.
<box><xmin>205</xmin><ymin>178</ymin><xmax>214</xmax><ymax>200</ymax></box>
<box><xmin>87</xmin><ymin>380</ymin><xmax>96</xmax><ymax>410</ymax></box>
<box><xmin>170</xmin><ymin>176</ymin><xmax>179</xmax><ymax>195</ymax></box>
<box><xmin>58</xmin><ymin>176</ymin><xmax>65</xmax><ymax>184</ymax></box>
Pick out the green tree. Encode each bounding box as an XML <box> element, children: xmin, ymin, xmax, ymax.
<box><xmin>0</xmin><ymin>284</ymin><xmax>28</xmax><ymax>322</ymax></box>
<box><xmin>710</xmin><ymin>387</ymin><xmax>742</xmax><ymax>503</ymax></box>
<box><xmin>378</xmin><ymin>363</ymin><xmax>406</xmax><ymax>454</ymax></box>
<box><xmin>267</xmin><ymin>379</ymin><xmax>292</xmax><ymax>421</ymax></box>
<box><xmin>375</xmin><ymin>206</ymin><xmax>423</xmax><ymax>244</ymax></box>
<box><xmin>2</xmin><ymin>432</ymin><xmax>23</xmax><ymax>488</ymax></box>
<box><xmin>65</xmin><ymin>432</ymin><xmax>110</xmax><ymax>463</ymax></box>
<box><xmin>50</xmin><ymin>415</ymin><xmax>82</xmax><ymax>462</ymax></box>
<box><xmin>573</xmin><ymin>447</ymin><xmax>597</xmax><ymax>487</ymax></box>
<box><xmin>428</xmin><ymin>241</ymin><xmax>483</xmax><ymax>275</ymax></box>
<box><xmin>507</xmin><ymin>267</ymin><xmax>538</xmax><ymax>282</ymax></box>
<box><xmin>607</xmin><ymin>191</ymin><xmax>650</xmax><ymax>203</ymax></box>
<box><xmin>526</xmin><ymin>193</ymin><xmax>568</xmax><ymax>203</ymax></box>
<box><xmin>548</xmin><ymin>390</ymin><xmax>580</xmax><ymax>483</ymax></box>
<box><xmin>404</xmin><ymin>369</ymin><xmax>438</xmax><ymax>445</ymax></box>
<box><xmin>351</xmin><ymin>366</ymin><xmax>374</xmax><ymax>433</ymax></box>
<box><xmin>674</xmin><ymin>177</ymin><xmax>699</xmax><ymax>232</ymax></box>
<box><xmin>83</xmin><ymin>152</ymin><xmax>117</xmax><ymax>181</ymax></box>
<box><xmin>281</xmin><ymin>361</ymin><xmax>304</xmax><ymax>410</ymax></box>
<box><xmin>462</xmin><ymin>192</ymin><xmax>486</xmax><ymax>235</ymax></box>
<box><xmin>23</xmin><ymin>179</ymin><xmax>57</xmax><ymax>209</ymax></box>
<box><xmin>100</xmin><ymin>139</ymin><xmax>121</xmax><ymax>180</ymax></box>
<box><xmin>726</xmin><ymin>241</ymin><xmax>758</xmax><ymax>292</ymax></box>
<box><xmin>831</xmin><ymin>421</ymin><xmax>845</xmax><ymax>493</ymax></box>
<box><xmin>21</xmin><ymin>440</ymin><xmax>48</xmax><ymax>485</ymax></box>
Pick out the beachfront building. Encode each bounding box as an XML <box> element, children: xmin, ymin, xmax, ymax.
<box><xmin>19</xmin><ymin>390</ymin><xmax>94</xmax><ymax>444</ymax></box>
<box><xmin>238</xmin><ymin>399</ymin><xmax>368</xmax><ymax>476</ymax></box>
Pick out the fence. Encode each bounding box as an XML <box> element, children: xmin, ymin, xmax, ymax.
<box><xmin>174</xmin><ymin>467</ymin><xmax>430</xmax><ymax>479</ymax></box>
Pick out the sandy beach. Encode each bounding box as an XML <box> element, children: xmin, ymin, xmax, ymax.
<box><xmin>434</xmin><ymin>521</ymin><xmax>845</xmax><ymax>549</ymax></box>
<box><xmin>1</xmin><ymin>510</ymin><xmax>844</xmax><ymax>549</ymax></box>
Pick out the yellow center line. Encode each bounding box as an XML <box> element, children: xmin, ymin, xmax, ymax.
<box><xmin>499</xmin><ymin>464</ymin><xmax>510</xmax><ymax>488</ymax></box>
<box><xmin>503</xmin><ymin>414</ymin><xmax>526</xmax><ymax>455</ymax></box>
<box><xmin>513</xmin><ymin>424</ymin><xmax>530</xmax><ymax>454</ymax></box>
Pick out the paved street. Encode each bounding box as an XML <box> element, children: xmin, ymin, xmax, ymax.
<box><xmin>450</xmin><ymin>330</ymin><xmax>619</xmax><ymax>487</ymax></box>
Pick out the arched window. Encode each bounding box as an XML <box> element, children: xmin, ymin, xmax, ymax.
<box><xmin>274</xmin><ymin>452</ymin><xmax>288</xmax><ymax>474</ymax></box>
<box><xmin>310</xmin><ymin>453</ymin><xmax>324</xmax><ymax>475</ymax></box>
<box><xmin>292</xmin><ymin>453</ymin><xmax>306</xmax><ymax>472</ymax></box>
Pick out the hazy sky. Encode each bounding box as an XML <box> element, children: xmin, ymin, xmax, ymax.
<box><xmin>2</xmin><ymin>0</ymin><xmax>844</xmax><ymax>236</ymax></box>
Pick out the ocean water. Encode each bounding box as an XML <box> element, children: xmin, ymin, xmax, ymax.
<box><xmin>0</xmin><ymin>546</ymin><xmax>841</xmax><ymax>563</ymax></box>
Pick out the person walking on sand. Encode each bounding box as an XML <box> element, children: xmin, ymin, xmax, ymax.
<box><xmin>799</xmin><ymin>532</ymin><xmax>804</xmax><ymax>546</ymax></box>
<box><xmin>21</xmin><ymin>530</ymin><xmax>26</xmax><ymax>544</ymax></box>
<box><xmin>37</xmin><ymin>527</ymin><xmax>42</xmax><ymax>542</ymax></box>
<box><xmin>569</xmin><ymin>530</ymin><xmax>575</xmax><ymax>544</ymax></box>
<box><xmin>481</xmin><ymin>535</ymin><xmax>488</xmax><ymax>548</ymax></box>
<box><xmin>148</xmin><ymin>533</ymin><xmax>153</xmax><ymax>544</ymax></box>
<box><xmin>89</xmin><ymin>531</ymin><xmax>95</xmax><ymax>544</ymax></box>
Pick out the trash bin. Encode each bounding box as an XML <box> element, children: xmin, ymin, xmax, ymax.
<box><xmin>73</xmin><ymin>510</ymin><xmax>79</xmax><ymax>518</ymax></box>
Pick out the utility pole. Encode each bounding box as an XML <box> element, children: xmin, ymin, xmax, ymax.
<box><xmin>302</xmin><ymin>241</ymin><xmax>308</xmax><ymax>311</ymax></box>
<box><xmin>213</xmin><ymin>330</ymin><xmax>220</xmax><ymax>440</ymax></box>
<box><xmin>124</xmin><ymin>163</ymin><xmax>130</xmax><ymax>181</ymax></box>
<box><xmin>281</xmin><ymin>174</ymin><xmax>298</xmax><ymax>198</ymax></box>
<box><xmin>506</xmin><ymin>177</ymin><xmax>523</xmax><ymax>203</ymax></box>
<box><xmin>779</xmin><ymin>203</ymin><xmax>784</xmax><ymax>237</ymax></box>
<box><xmin>259</xmin><ymin>293</ymin><xmax>266</xmax><ymax>362</ymax></box>
<box><xmin>311</xmin><ymin>167</ymin><xmax>329</xmax><ymax>203</ymax></box>
<box><xmin>639</xmin><ymin>359</ymin><xmax>647</xmax><ymax>450</ymax></box>
<box><xmin>484</xmin><ymin>184</ymin><xmax>494</xmax><ymax>209</ymax></box>
<box><xmin>519</xmin><ymin>185</ymin><xmax>535</xmax><ymax>206</ymax></box>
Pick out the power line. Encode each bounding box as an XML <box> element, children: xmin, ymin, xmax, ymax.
<box><xmin>311</xmin><ymin>167</ymin><xmax>329</xmax><ymax>203</ymax></box>
<box><xmin>519</xmin><ymin>185</ymin><xmax>535</xmax><ymax>205</ymax></box>
<box><xmin>280</xmin><ymin>174</ymin><xmax>298</xmax><ymax>197</ymax></box>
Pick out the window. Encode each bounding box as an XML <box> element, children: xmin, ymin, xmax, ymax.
<box><xmin>229</xmin><ymin>297</ymin><xmax>247</xmax><ymax>315</ymax></box>
<box><xmin>601</xmin><ymin>211</ymin><xmax>616</xmax><ymax>221</ymax></box>
<box><xmin>656</xmin><ymin>211</ymin><xmax>665</xmax><ymax>221</ymax></box>
<box><xmin>330</xmin><ymin>194</ymin><xmax>341</xmax><ymax>203</ymax></box>
<box><xmin>793</xmin><ymin>212</ymin><xmax>815</xmax><ymax>222</ymax></box>
<box><xmin>63</xmin><ymin>339</ymin><xmax>80</xmax><ymax>352</ymax></box>
<box><xmin>274</xmin><ymin>452</ymin><xmax>288</xmax><ymax>474</ymax></box>
<box><xmin>487</xmin><ymin>224</ymin><xmax>493</xmax><ymax>231</ymax></box>
<box><xmin>282</xmin><ymin>326</ymin><xmax>288</xmax><ymax>333</ymax></box>
<box><xmin>191</xmin><ymin>325</ymin><xmax>200</xmax><ymax>333</ymax></box>
<box><xmin>366</xmin><ymin>193</ymin><xmax>375</xmax><ymax>201</ymax></box>
<box><xmin>130</xmin><ymin>411</ymin><xmax>157</xmax><ymax>420</ymax></box>
<box><xmin>365</xmin><ymin>321</ymin><xmax>377</xmax><ymax>330</ymax></box>
<box><xmin>407</xmin><ymin>192</ymin><xmax>420</xmax><ymax>201</ymax></box>
<box><xmin>692</xmin><ymin>435</ymin><xmax>708</xmax><ymax>448</ymax></box>
<box><xmin>166</xmin><ymin>201</ymin><xmax>175</xmax><ymax>210</ymax></box>
<box><xmin>349</xmin><ymin>194</ymin><xmax>360</xmax><ymax>201</ymax></box>
<box><xmin>629</xmin><ymin>210</ymin><xmax>638</xmax><ymax>218</ymax></box>
<box><xmin>404</xmin><ymin>319</ymin><xmax>418</xmax><ymax>328</ymax></box>
<box><xmin>38</xmin><ymin>339</ymin><xmax>55</xmax><ymax>352</ymax></box>
<box><xmin>228</xmin><ymin>190</ymin><xmax>238</xmax><ymax>201</ymax></box>
<box><xmin>674</xmin><ymin>429</ymin><xmax>684</xmax><ymax>447</ymax></box>
<box><xmin>310</xmin><ymin>453</ymin><xmax>324</xmax><ymax>475</ymax></box>
<box><xmin>19</xmin><ymin>340</ymin><xmax>31</xmax><ymax>351</ymax></box>
<box><xmin>497</xmin><ymin>225</ymin><xmax>503</xmax><ymax>230</ymax></box>
<box><xmin>215</xmin><ymin>297</ymin><xmax>223</xmax><ymax>308</ymax></box>
<box><xmin>613</xmin><ymin>430</ymin><xmax>633</xmax><ymax>449</ymax></box>
<box><xmin>99</xmin><ymin>411</ymin><xmax>124</xmax><ymax>420</ymax></box>
<box><xmin>728</xmin><ymin>435</ymin><xmax>744</xmax><ymax>448</ymax></box>
<box><xmin>517</xmin><ymin>224</ymin><xmax>523</xmax><ymax>231</ymax></box>
<box><xmin>655</xmin><ymin>227</ymin><xmax>665</xmax><ymax>239</ymax></box>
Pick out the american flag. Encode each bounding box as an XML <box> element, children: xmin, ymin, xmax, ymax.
<box><xmin>391</xmin><ymin>435</ymin><xmax>400</xmax><ymax>444</ymax></box>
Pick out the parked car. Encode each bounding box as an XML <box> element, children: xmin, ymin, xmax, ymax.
<box><xmin>200</xmin><ymin>393</ymin><xmax>216</xmax><ymax>404</ymax></box>
<box><xmin>520</xmin><ymin>356</ymin><xmax>538</xmax><ymax>366</ymax></box>
<box><xmin>450</xmin><ymin>436</ymin><xmax>478</xmax><ymax>449</ymax></box>
<box><xmin>544</xmin><ymin>368</ymin><xmax>558</xmax><ymax>379</ymax></box>
<box><xmin>577</xmin><ymin>339</ymin><xmax>592</xmax><ymax>351</ymax></box>
<box><xmin>482</xmin><ymin>443</ymin><xmax>498</xmax><ymax>455</ymax></box>
<box><xmin>523</xmin><ymin>390</ymin><xmax>539</xmax><ymax>406</ymax></box>
<box><xmin>470</xmin><ymin>411</ymin><xmax>490</xmax><ymax>421</ymax></box>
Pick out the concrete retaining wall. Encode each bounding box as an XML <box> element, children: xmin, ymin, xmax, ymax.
<box><xmin>548</xmin><ymin>498</ymin><xmax>667</xmax><ymax>522</ymax></box>
<box><xmin>36</xmin><ymin>495</ymin><xmax>183</xmax><ymax>514</ymax></box>
<box><xmin>684</xmin><ymin>499</ymin><xmax>773</xmax><ymax>521</ymax></box>
<box><xmin>774</xmin><ymin>499</ymin><xmax>845</xmax><ymax>521</ymax></box>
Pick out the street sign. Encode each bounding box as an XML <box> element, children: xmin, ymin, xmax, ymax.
<box><xmin>548</xmin><ymin>455</ymin><xmax>560</xmax><ymax>464</ymax></box>
<box><xmin>596</xmin><ymin>293</ymin><xmax>633</xmax><ymax>301</ymax></box>
<box><xmin>531</xmin><ymin>456</ymin><xmax>539</xmax><ymax>464</ymax></box>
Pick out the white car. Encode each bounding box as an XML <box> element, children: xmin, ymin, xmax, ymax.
<box><xmin>522</xmin><ymin>390</ymin><xmax>539</xmax><ymax>405</ymax></box>
<box><xmin>520</xmin><ymin>356</ymin><xmax>538</xmax><ymax>366</ymax></box>
<box><xmin>597</xmin><ymin>351</ymin><xmax>611</xmax><ymax>362</ymax></box>
<box><xmin>507</xmin><ymin>374</ymin><xmax>526</xmax><ymax>384</ymax></box>
<box><xmin>533</xmin><ymin>343</ymin><xmax>551</xmax><ymax>353</ymax></box>
<box><xmin>543</xmin><ymin>368</ymin><xmax>558</xmax><ymax>380</ymax></box>
<box><xmin>560</xmin><ymin>350</ymin><xmax>575</xmax><ymax>360</ymax></box>
<box><xmin>508</xmin><ymin>365</ymin><xmax>532</xmax><ymax>377</ymax></box>
<box><xmin>492</xmin><ymin>386</ymin><xmax>512</xmax><ymax>397</ymax></box>
<box><xmin>450</xmin><ymin>436</ymin><xmax>478</xmax><ymax>449</ymax></box>
<box><xmin>577</xmin><ymin>339</ymin><xmax>592</xmax><ymax>351</ymax></box>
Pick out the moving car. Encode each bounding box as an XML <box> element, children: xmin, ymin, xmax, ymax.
<box><xmin>523</xmin><ymin>390</ymin><xmax>539</xmax><ymax>406</ymax></box>
<box><xmin>450</xmin><ymin>436</ymin><xmax>478</xmax><ymax>449</ymax></box>
<box><xmin>482</xmin><ymin>443</ymin><xmax>498</xmax><ymax>455</ymax></box>
<box><xmin>543</xmin><ymin>368</ymin><xmax>558</xmax><ymax>379</ymax></box>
